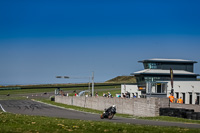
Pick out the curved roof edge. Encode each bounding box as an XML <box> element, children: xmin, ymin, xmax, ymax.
<box><xmin>138</xmin><ymin>58</ymin><xmax>197</xmax><ymax>63</ymax></box>
<box><xmin>131</xmin><ymin>69</ymin><xmax>200</xmax><ymax>76</ymax></box>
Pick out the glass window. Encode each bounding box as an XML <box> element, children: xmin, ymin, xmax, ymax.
<box><xmin>144</xmin><ymin>62</ymin><xmax>160</xmax><ymax>69</ymax></box>
<box><xmin>148</xmin><ymin>63</ymin><xmax>157</xmax><ymax>69</ymax></box>
<box><xmin>146</xmin><ymin>82</ymin><xmax>167</xmax><ymax>94</ymax></box>
<box><xmin>143</xmin><ymin>63</ymin><xmax>148</xmax><ymax>69</ymax></box>
<box><xmin>145</xmin><ymin>77</ymin><xmax>161</xmax><ymax>82</ymax></box>
<box><xmin>136</xmin><ymin>77</ymin><xmax>145</xmax><ymax>83</ymax></box>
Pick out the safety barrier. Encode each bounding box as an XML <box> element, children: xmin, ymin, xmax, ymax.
<box><xmin>160</xmin><ymin>108</ymin><xmax>200</xmax><ymax>120</ymax></box>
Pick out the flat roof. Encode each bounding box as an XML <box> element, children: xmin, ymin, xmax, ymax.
<box><xmin>138</xmin><ymin>58</ymin><xmax>197</xmax><ymax>63</ymax></box>
<box><xmin>132</xmin><ymin>69</ymin><xmax>199</xmax><ymax>76</ymax></box>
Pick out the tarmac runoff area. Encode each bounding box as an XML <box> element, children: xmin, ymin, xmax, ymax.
<box><xmin>0</xmin><ymin>100</ymin><xmax>200</xmax><ymax>129</ymax></box>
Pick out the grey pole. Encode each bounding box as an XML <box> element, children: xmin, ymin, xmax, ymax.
<box><xmin>88</xmin><ymin>77</ymin><xmax>90</xmax><ymax>92</ymax></box>
<box><xmin>92</xmin><ymin>71</ymin><xmax>94</xmax><ymax>97</ymax></box>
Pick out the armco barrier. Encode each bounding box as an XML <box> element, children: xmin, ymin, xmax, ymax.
<box><xmin>55</xmin><ymin>96</ymin><xmax>169</xmax><ymax>117</ymax></box>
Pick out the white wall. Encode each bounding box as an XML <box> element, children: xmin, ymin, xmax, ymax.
<box><xmin>166</xmin><ymin>81</ymin><xmax>200</xmax><ymax>104</ymax></box>
<box><xmin>121</xmin><ymin>81</ymin><xmax>200</xmax><ymax>104</ymax></box>
<box><xmin>121</xmin><ymin>84</ymin><xmax>141</xmax><ymax>98</ymax></box>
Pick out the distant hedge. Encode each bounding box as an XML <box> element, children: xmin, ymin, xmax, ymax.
<box><xmin>0</xmin><ymin>87</ymin><xmax>21</xmax><ymax>90</ymax></box>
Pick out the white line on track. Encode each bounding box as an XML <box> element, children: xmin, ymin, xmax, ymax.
<box><xmin>0</xmin><ymin>104</ymin><xmax>6</xmax><ymax>112</ymax></box>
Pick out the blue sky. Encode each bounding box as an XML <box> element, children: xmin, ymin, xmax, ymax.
<box><xmin>0</xmin><ymin>0</ymin><xmax>200</xmax><ymax>85</ymax></box>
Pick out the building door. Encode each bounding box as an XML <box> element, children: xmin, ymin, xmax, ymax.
<box><xmin>182</xmin><ymin>93</ymin><xmax>185</xmax><ymax>104</ymax></box>
<box><xmin>196</xmin><ymin>95</ymin><xmax>200</xmax><ymax>105</ymax></box>
<box><xmin>157</xmin><ymin>84</ymin><xmax>161</xmax><ymax>93</ymax></box>
<box><xmin>189</xmin><ymin>93</ymin><xmax>192</xmax><ymax>104</ymax></box>
<box><xmin>176</xmin><ymin>92</ymin><xmax>179</xmax><ymax>99</ymax></box>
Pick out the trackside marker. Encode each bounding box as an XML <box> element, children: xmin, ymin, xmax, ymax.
<box><xmin>0</xmin><ymin>104</ymin><xmax>6</xmax><ymax>112</ymax></box>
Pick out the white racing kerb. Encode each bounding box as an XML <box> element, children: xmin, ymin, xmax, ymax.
<box><xmin>0</xmin><ymin>104</ymin><xmax>6</xmax><ymax>112</ymax></box>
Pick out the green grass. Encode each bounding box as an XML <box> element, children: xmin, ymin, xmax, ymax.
<box><xmin>0</xmin><ymin>88</ymin><xmax>57</xmax><ymax>95</ymax></box>
<box><xmin>0</xmin><ymin>84</ymin><xmax>120</xmax><ymax>101</ymax></box>
<box><xmin>0</xmin><ymin>85</ymin><xmax>120</xmax><ymax>95</ymax></box>
<box><xmin>1</xmin><ymin>82</ymin><xmax>121</xmax><ymax>88</ymax></box>
<box><xmin>0</xmin><ymin>96</ymin><xmax>28</xmax><ymax>100</ymax></box>
<box><xmin>139</xmin><ymin>116</ymin><xmax>200</xmax><ymax>124</ymax></box>
<box><xmin>1</xmin><ymin>111</ymin><xmax>200</xmax><ymax>133</ymax></box>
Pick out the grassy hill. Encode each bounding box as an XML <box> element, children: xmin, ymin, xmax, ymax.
<box><xmin>106</xmin><ymin>76</ymin><xmax>137</xmax><ymax>83</ymax></box>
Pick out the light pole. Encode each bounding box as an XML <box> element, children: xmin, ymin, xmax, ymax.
<box><xmin>92</xmin><ymin>71</ymin><xmax>94</xmax><ymax>97</ymax></box>
<box><xmin>170</xmin><ymin>68</ymin><xmax>174</xmax><ymax>95</ymax></box>
<box><xmin>56</xmin><ymin>72</ymin><xmax>95</xmax><ymax>96</ymax></box>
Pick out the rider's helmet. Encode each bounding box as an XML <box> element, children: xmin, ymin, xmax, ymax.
<box><xmin>112</xmin><ymin>105</ymin><xmax>116</xmax><ymax>108</ymax></box>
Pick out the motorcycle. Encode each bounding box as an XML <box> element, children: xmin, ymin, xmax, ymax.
<box><xmin>100</xmin><ymin>107</ymin><xmax>116</xmax><ymax>119</ymax></box>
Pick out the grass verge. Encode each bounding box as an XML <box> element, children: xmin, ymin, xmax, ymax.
<box><xmin>139</xmin><ymin>116</ymin><xmax>200</xmax><ymax>124</ymax></box>
<box><xmin>1</xmin><ymin>111</ymin><xmax>200</xmax><ymax>133</ymax></box>
<box><xmin>0</xmin><ymin>85</ymin><xmax>120</xmax><ymax>95</ymax></box>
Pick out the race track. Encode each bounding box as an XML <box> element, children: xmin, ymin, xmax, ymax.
<box><xmin>0</xmin><ymin>100</ymin><xmax>200</xmax><ymax>129</ymax></box>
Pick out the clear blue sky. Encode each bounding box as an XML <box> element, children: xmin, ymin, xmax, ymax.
<box><xmin>0</xmin><ymin>0</ymin><xmax>200</xmax><ymax>85</ymax></box>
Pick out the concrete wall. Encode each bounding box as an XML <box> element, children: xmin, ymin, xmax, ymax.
<box><xmin>170</xmin><ymin>103</ymin><xmax>200</xmax><ymax>112</ymax></box>
<box><xmin>55</xmin><ymin>96</ymin><xmax>169</xmax><ymax>117</ymax></box>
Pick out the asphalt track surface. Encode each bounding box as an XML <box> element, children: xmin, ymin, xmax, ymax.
<box><xmin>0</xmin><ymin>100</ymin><xmax>200</xmax><ymax>129</ymax></box>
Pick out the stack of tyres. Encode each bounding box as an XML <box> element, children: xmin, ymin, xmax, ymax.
<box><xmin>159</xmin><ymin>108</ymin><xmax>200</xmax><ymax>120</ymax></box>
<box><xmin>191</xmin><ymin>112</ymin><xmax>197</xmax><ymax>120</ymax></box>
<box><xmin>185</xmin><ymin>109</ymin><xmax>194</xmax><ymax>119</ymax></box>
<box><xmin>190</xmin><ymin>112</ymin><xmax>200</xmax><ymax>120</ymax></box>
<box><xmin>196</xmin><ymin>112</ymin><xmax>200</xmax><ymax>120</ymax></box>
<box><xmin>160</xmin><ymin>108</ymin><xmax>176</xmax><ymax>116</ymax></box>
<box><xmin>186</xmin><ymin>111</ymin><xmax>192</xmax><ymax>119</ymax></box>
<box><xmin>179</xmin><ymin>109</ymin><xmax>187</xmax><ymax>118</ymax></box>
<box><xmin>173</xmin><ymin>108</ymin><xmax>182</xmax><ymax>117</ymax></box>
<box><xmin>168</xmin><ymin>108</ymin><xmax>174</xmax><ymax>116</ymax></box>
<box><xmin>159</xmin><ymin>108</ymin><xmax>164</xmax><ymax>116</ymax></box>
<box><xmin>160</xmin><ymin>108</ymin><xmax>170</xmax><ymax>116</ymax></box>
<box><xmin>168</xmin><ymin>108</ymin><xmax>176</xmax><ymax>117</ymax></box>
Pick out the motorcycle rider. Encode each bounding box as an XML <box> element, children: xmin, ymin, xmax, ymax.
<box><xmin>101</xmin><ymin>105</ymin><xmax>116</xmax><ymax>119</ymax></box>
<box><xmin>105</xmin><ymin>105</ymin><xmax>116</xmax><ymax>114</ymax></box>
